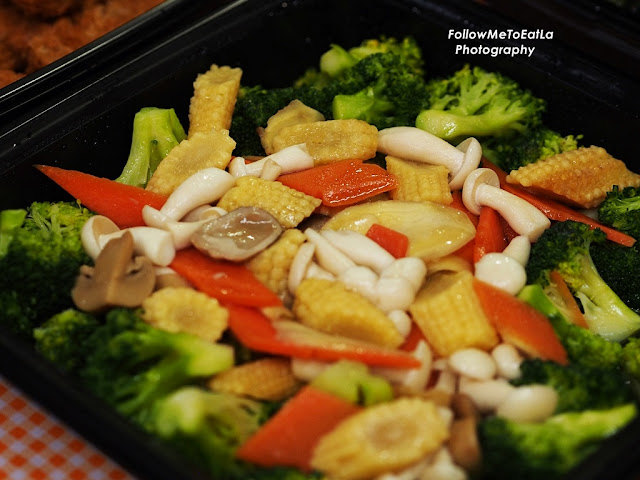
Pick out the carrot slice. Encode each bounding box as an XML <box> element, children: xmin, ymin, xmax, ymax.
<box><xmin>278</xmin><ymin>159</ymin><xmax>397</xmax><ymax>207</ymax></box>
<box><xmin>170</xmin><ymin>248</ymin><xmax>282</xmax><ymax>308</ymax></box>
<box><xmin>35</xmin><ymin>164</ymin><xmax>167</xmax><ymax>228</ymax></box>
<box><xmin>473</xmin><ymin>278</ymin><xmax>568</xmax><ymax>365</ymax></box>
<box><xmin>236</xmin><ymin>385</ymin><xmax>361</xmax><ymax>471</ymax></box>
<box><xmin>549</xmin><ymin>270</ymin><xmax>589</xmax><ymax>329</ymax></box>
<box><xmin>226</xmin><ymin>305</ymin><xmax>421</xmax><ymax>368</ymax></box>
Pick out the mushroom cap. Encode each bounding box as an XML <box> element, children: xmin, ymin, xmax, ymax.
<box><xmin>81</xmin><ymin>215</ymin><xmax>120</xmax><ymax>260</ymax></box>
<box><xmin>449</xmin><ymin>137</ymin><xmax>482</xmax><ymax>190</ymax></box>
<box><xmin>462</xmin><ymin>168</ymin><xmax>500</xmax><ymax>215</ymax></box>
<box><xmin>72</xmin><ymin>231</ymin><xmax>156</xmax><ymax>313</ymax></box>
<box><xmin>191</xmin><ymin>206</ymin><xmax>283</xmax><ymax>262</ymax></box>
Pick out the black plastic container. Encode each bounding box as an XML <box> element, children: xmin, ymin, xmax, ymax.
<box><xmin>0</xmin><ymin>1</ymin><xmax>639</xmax><ymax>479</ymax></box>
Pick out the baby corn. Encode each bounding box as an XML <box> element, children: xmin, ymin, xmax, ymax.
<box><xmin>385</xmin><ymin>155</ymin><xmax>453</xmax><ymax>205</ymax></box>
<box><xmin>311</xmin><ymin>397</ymin><xmax>449</xmax><ymax>480</ymax></box>
<box><xmin>208</xmin><ymin>357</ymin><xmax>300</xmax><ymax>401</ymax></box>
<box><xmin>409</xmin><ymin>270</ymin><xmax>499</xmax><ymax>357</ymax></box>
<box><xmin>506</xmin><ymin>146</ymin><xmax>640</xmax><ymax>209</ymax></box>
<box><xmin>259</xmin><ymin>100</ymin><xmax>325</xmax><ymax>155</ymax></box>
<box><xmin>188</xmin><ymin>64</ymin><xmax>242</xmax><ymax>137</ymax></box>
<box><xmin>146</xmin><ymin>129</ymin><xmax>236</xmax><ymax>196</ymax></box>
<box><xmin>217</xmin><ymin>176</ymin><xmax>321</xmax><ymax>229</ymax></box>
<box><xmin>141</xmin><ymin>287</ymin><xmax>229</xmax><ymax>343</ymax></box>
<box><xmin>293</xmin><ymin>278</ymin><xmax>404</xmax><ymax>348</ymax></box>
<box><xmin>246</xmin><ymin>228</ymin><xmax>307</xmax><ymax>302</ymax></box>
<box><xmin>271</xmin><ymin>119</ymin><xmax>378</xmax><ymax>165</ymax></box>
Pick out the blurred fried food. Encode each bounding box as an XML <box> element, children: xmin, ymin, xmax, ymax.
<box><xmin>9</xmin><ymin>0</ymin><xmax>83</xmax><ymax>18</ymax></box>
<box><xmin>0</xmin><ymin>0</ymin><xmax>164</xmax><ymax>89</ymax></box>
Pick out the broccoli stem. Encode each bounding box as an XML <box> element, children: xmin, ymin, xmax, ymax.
<box><xmin>572</xmin><ymin>254</ymin><xmax>640</xmax><ymax>341</ymax></box>
<box><xmin>115</xmin><ymin>107</ymin><xmax>186</xmax><ymax>188</ymax></box>
<box><xmin>416</xmin><ymin>109</ymin><xmax>526</xmax><ymax>141</ymax></box>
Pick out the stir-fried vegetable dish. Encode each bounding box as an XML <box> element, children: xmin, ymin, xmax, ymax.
<box><xmin>2</xmin><ymin>36</ymin><xmax>640</xmax><ymax>480</ymax></box>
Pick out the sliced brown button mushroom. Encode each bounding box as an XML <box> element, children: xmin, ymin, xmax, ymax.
<box><xmin>72</xmin><ymin>231</ymin><xmax>156</xmax><ymax>313</ymax></box>
<box><xmin>447</xmin><ymin>416</ymin><xmax>482</xmax><ymax>473</ymax></box>
<box><xmin>450</xmin><ymin>392</ymin><xmax>480</xmax><ymax>421</ymax></box>
<box><xmin>191</xmin><ymin>206</ymin><xmax>283</xmax><ymax>262</ymax></box>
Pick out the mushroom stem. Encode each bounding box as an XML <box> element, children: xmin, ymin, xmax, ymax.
<box><xmin>320</xmin><ymin>229</ymin><xmax>395</xmax><ymax>274</ymax></box>
<box><xmin>377</xmin><ymin>127</ymin><xmax>482</xmax><ymax>189</ymax></box>
<box><xmin>260</xmin><ymin>158</ymin><xmax>283</xmax><ymax>181</ymax></box>
<box><xmin>462</xmin><ymin>168</ymin><xmax>550</xmax><ymax>241</ymax></box>
<box><xmin>81</xmin><ymin>215</ymin><xmax>120</xmax><ymax>260</ymax></box>
<box><xmin>502</xmin><ymin>235</ymin><xmax>531</xmax><ymax>266</ymax></box>
<box><xmin>244</xmin><ymin>144</ymin><xmax>314</xmax><ymax>177</ymax></box>
<box><xmin>160</xmin><ymin>167</ymin><xmax>236</xmax><ymax>221</ymax></box>
<box><xmin>228</xmin><ymin>156</ymin><xmax>248</xmax><ymax>177</ymax></box>
<box><xmin>142</xmin><ymin>205</ymin><xmax>209</xmax><ymax>250</ymax></box>
<box><xmin>99</xmin><ymin>226</ymin><xmax>176</xmax><ymax>267</ymax></box>
<box><xmin>474</xmin><ymin>253</ymin><xmax>527</xmax><ymax>295</ymax></box>
<box><xmin>288</xmin><ymin>242</ymin><xmax>316</xmax><ymax>294</ymax></box>
<box><xmin>304</xmin><ymin>228</ymin><xmax>356</xmax><ymax>276</ymax></box>
<box><xmin>373</xmin><ymin>340</ymin><xmax>433</xmax><ymax>392</ymax></box>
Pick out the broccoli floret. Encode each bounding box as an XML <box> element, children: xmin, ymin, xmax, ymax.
<box><xmin>518</xmin><ymin>284</ymin><xmax>625</xmax><ymax>370</ymax></box>
<box><xmin>416</xmin><ymin>64</ymin><xmax>545</xmax><ymax>142</ymax></box>
<box><xmin>0</xmin><ymin>201</ymin><xmax>93</xmax><ymax>338</ymax></box>
<box><xmin>483</xmin><ymin>126</ymin><xmax>581</xmax><ymax>172</ymax></box>
<box><xmin>526</xmin><ymin>220</ymin><xmax>640</xmax><ymax>342</ymax></box>
<box><xmin>229</xmin><ymin>36</ymin><xmax>429</xmax><ymax>155</ymax></box>
<box><xmin>115</xmin><ymin>107</ymin><xmax>186</xmax><ymax>188</ymax></box>
<box><xmin>332</xmin><ymin>82</ymin><xmax>395</xmax><ymax>125</ymax></box>
<box><xmin>78</xmin><ymin>308</ymin><xmax>234</xmax><ymax>422</ymax></box>
<box><xmin>512</xmin><ymin>359</ymin><xmax>633</xmax><ymax>413</ymax></box>
<box><xmin>297</xmin><ymin>36</ymin><xmax>424</xmax><ymax>87</ymax></box>
<box><xmin>591</xmin><ymin>241</ymin><xmax>640</xmax><ymax>314</ymax></box>
<box><xmin>230</xmin><ymin>84</ymin><xmax>337</xmax><ymax>155</ymax></box>
<box><xmin>330</xmin><ymin>53</ymin><xmax>430</xmax><ymax>129</ymax></box>
<box><xmin>597</xmin><ymin>185</ymin><xmax>640</xmax><ymax>240</ymax></box>
<box><xmin>0</xmin><ymin>208</ymin><xmax>27</xmax><ymax>256</ymax></box>
<box><xmin>33</xmin><ymin>308</ymin><xmax>100</xmax><ymax>373</ymax></box>
<box><xmin>478</xmin><ymin>403</ymin><xmax>637</xmax><ymax>480</ymax></box>
<box><xmin>147</xmin><ymin>386</ymin><xmax>313</xmax><ymax>479</ymax></box>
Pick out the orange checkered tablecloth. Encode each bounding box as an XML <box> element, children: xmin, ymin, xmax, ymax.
<box><xmin>0</xmin><ymin>374</ymin><xmax>135</xmax><ymax>480</ymax></box>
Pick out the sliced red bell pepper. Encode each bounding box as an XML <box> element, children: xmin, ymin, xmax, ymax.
<box><xmin>481</xmin><ymin>158</ymin><xmax>636</xmax><ymax>247</ymax></box>
<box><xmin>366</xmin><ymin>223</ymin><xmax>409</xmax><ymax>258</ymax></box>
<box><xmin>449</xmin><ymin>190</ymin><xmax>479</xmax><ymax>226</ymax></box>
<box><xmin>277</xmin><ymin>159</ymin><xmax>397</xmax><ymax>207</ymax></box>
<box><xmin>226</xmin><ymin>305</ymin><xmax>421</xmax><ymax>368</ymax></box>
<box><xmin>170</xmin><ymin>248</ymin><xmax>282</xmax><ymax>308</ymax></box>
<box><xmin>473</xmin><ymin>206</ymin><xmax>507</xmax><ymax>263</ymax></box>
<box><xmin>35</xmin><ymin>164</ymin><xmax>167</xmax><ymax>228</ymax></box>
<box><xmin>236</xmin><ymin>385</ymin><xmax>361</xmax><ymax>471</ymax></box>
<box><xmin>399</xmin><ymin>322</ymin><xmax>427</xmax><ymax>352</ymax></box>
<box><xmin>449</xmin><ymin>190</ymin><xmax>478</xmax><ymax>264</ymax></box>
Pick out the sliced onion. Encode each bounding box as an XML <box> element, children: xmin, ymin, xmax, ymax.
<box><xmin>322</xmin><ymin>200</ymin><xmax>476</xmax><ymax>261</ymax></box>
